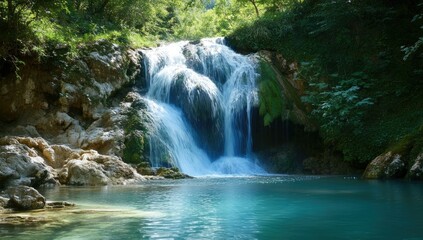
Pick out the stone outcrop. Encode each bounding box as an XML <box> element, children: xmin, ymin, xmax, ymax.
<box><xmin>0</xmin><ymin>40</ymin><xmax>151</xmax><ymax>188</ymax></box>
<box><xmin>362</xmin><ymin>151</ymin><xmax>423</xmax><ymax>180</ymax></box>
<box><xmin>0</xmin><ymin>136</ymin><xmax>144</xmax><ymax>187</ymax></box>
<box><xmin>0</xmin><ymin>41</ymin><xmax>143</xmax><ymax>124</ymax></box>
<box><xmin>408</xmin><ymin>153</ymin><xmax>423</xmax><ymax>180</ymax></box>
<box><xmin>5</xmin><ymin>186</ymin><xmax>46</xmax><ymax>210</ymax></box>
<box><xmin>362</xmin><ymin>152</ymin><xmax>406</xmax><ymax>179</ymax></box>
<box><xmin>257</xmin><ymin>51</ymin><xmax>313</xmax><ymax>130</ymax></box>
<box><xmin>64</xmin><ymin>151</ymin><xmax>143</xmax><ymax>185</ymax></box>
<box><xmin>0</xmin><ymin>137</ymin><xmax>57</xmax><ymax>187</ymax></box>
<box><xmin>363</xmin><ymin>127</ymin><xmax>423</xmax><ymax>180</ymax></box>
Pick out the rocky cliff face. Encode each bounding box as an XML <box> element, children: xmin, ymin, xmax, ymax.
<box><xmin>0</xmin><ymin>40</ymin><xmax>148</xmax><ymax>188</ymax></box>
<box><xmin>251</xmin><ymin>51</ymin><xmax>422</xmax><ymax>179</ymax></box>
<box><xmin>252</xmin><ymin>51</ymin><xmax>360</xmax><ymax>175</ymax></box>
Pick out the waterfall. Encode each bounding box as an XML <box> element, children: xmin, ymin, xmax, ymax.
<box><xmin>142</xmin><ymin>38</ymin><xmax>265</xmax><ymax>176</ymax></box>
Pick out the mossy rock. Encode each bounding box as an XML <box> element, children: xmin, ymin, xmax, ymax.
<box><xmin>156</xmin><ymin>167</ymin><xmax>192</xmax><ymax>179</ymax></box>
<box><xmin>122</xmin><ymin>104</ymin><xmax>149</xmax><ymax>164</ymax></box>
<box><xmin>123</xmin><ymin>131</ymin><xmax>146</xmax><ymax>164</ymax></box>
<box><xmin>362</xmin><ymin>152</ymin><xmax>406</xmax><ymax>179</ymax></box>
<box><xmin>135</xmin><ymin>162</ymin><xmax>155</xmax><ymax>176</ymax></box>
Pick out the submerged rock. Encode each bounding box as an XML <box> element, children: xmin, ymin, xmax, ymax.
<box><xmin>45</xmin><ymin>201</ymin><xmax>75</xmax><ymax>209</ymax></box>
<box><xmin>0</xmin><ymin>215</ymin><xmax>52</xmax><ymax>226</ymax></box>
<box><xmin>5</xmin><ymin>186</ymin><xmax>45</xmax><ymax>210</ymax></box>
<box><xmin>0</xmin><ymin>200</ymin><xmax>75</xmax><ymax>226</ymax></box>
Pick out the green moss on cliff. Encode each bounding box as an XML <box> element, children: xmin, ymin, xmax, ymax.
<box><xmin>389</xmin><ymin>125</ymin><xmax>423</xmax><ymax>162</ymax></box>
<box><xmin>258</xmin><ymin>60</ymin><xmax>286</xmax><ymax>126</ymax></box>
<box><xmin>228</xmin><ymin>1</ymin><xmax>423</xmax><ymax>166</ymax></box>
<box><xmin>122</xmin><ymin>108</ymin><xmax>148</xmax><ymax>164</ymax></box>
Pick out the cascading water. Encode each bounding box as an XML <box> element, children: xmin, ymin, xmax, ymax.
<box><xmin>142</xmin><ymin>38</ymin><xmax>265</xmax><ymax>176</ymax></box>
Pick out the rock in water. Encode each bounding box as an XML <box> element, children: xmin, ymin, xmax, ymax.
<box><xmin>362</xmin><ymin>152</ymin><xmax>406</xmax><ymax>179</ymax></box>
<box><xmin>408</xmin><ymin>153</ymin><xmax>423</xmax><ymax>180</ymax></box>
<box><xmin>0</xmin><ymin>196</ymin><xmax>8</xmax><ymax>209</ymax></box>
<box><xmin>6</xmin><ymin>186</ymin><xmax>46</xmax><ymax>210</ymax></box>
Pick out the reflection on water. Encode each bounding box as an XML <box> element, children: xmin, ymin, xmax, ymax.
<box><xmin>1</xmin><ymin>176</ymin><xmax>423</xmax><ymax>239</ymax></box>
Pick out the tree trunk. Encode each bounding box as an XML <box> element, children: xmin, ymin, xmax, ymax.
<box><xmin>7</xmin><ymin>0</ymin><xmax>14</xmax><ymax>24</ymax></box>
<box><xmin>249</xmin><ymin>0</ymin><xmax>260</xmax><ymax>17</ymax></box>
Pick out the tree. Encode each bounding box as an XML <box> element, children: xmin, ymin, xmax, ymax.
<box><xmin>402</xmin><ymin>3</ymin><xmax>423</xmax><ymax>60</ymax></box>
<box><xmin>237</xmin><ymin>0</ymin><xmax>260</xmax><ymax>17</ymax></box>
<box><xmin>0</xmin><ymin>0</ymin><xmax>65</xmax><ymax>75</ymax></box>
<box><xmin>0</xmin><ymin>0</ymin><xmax>63</xmax><ymax>31</ymax></box>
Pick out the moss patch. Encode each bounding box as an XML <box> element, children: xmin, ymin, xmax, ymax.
<box><xmin>156</xmin><ymin>167</ymin><xmax>192</xmax><ymax>179</ymax></box>
<box><xmin>257</xmin><ymin>60</ymin><xmax>286</xmax><ymax>126</ymax></box>
<box><xmin>122</xmin><ymin>106</ymin><xmax>148</xmax><ymax>164</ymax></box>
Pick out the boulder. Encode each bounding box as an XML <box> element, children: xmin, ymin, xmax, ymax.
<box><xmin>156</xmin><ymin>167</ymin><xmax>192</xmax><ymax>179</ymax></box>
<box><xmin>64</xmin><ymin>151</ymin><xmax>144</xmax><ymax>186</ymax></box>
<box><xmin>6</xmin><ymin>186</ymin><xmax>46</xmax><ymax>210</ymax></box>
<box><xmin>1</xmin><ymin>135</ymin><xmax>144</xmax><ymax>188</ymax></box>
<box><xmin>65</xmin><ymin>159</ymin><xmax>109</xmax><ymax>186</ymax></box>
<box><xmin>407</xmin><ymin>153</ymin><xmax>423</xmax><ymax>180</ymax></box>
<box><xmin>362</xmin><ymin>152</ymin><xmax>407</xmax><ymax>179</ymax></box>
<box><xmin>0</xmin><ymin>139</ymin><xmax>57</xmax><ymax>188</ymax></box>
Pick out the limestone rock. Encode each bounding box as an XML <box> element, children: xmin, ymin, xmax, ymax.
<box><xmin>63</xmin><ymin>150</ymin><xmax>144</xmax><ymax>186</ymax></box>
<box><xmin>65</xmin><ymin>159</ymin><xmax>109</xmax><ymax>186</ymax></box>
<box><xmin>81</xmin><ymin>109</ymin><xmax>126</xmax><ymax>156</ymax></box>
<box><xmin>0</xmin><ymin>40</ymin><xmax>147</xmax><ymax>189</ymax></box>
<box><xmin>408</xmin><ymin>153</ymin><xmax>423</xmax><ymax>180</ymax></box>
<box><xmin>363</xmin><ymin>152</ymin><xmax>407</xmax><ymax>179</ymax></box>
<box><xmin>6</xmin><ymin>186</ymin><xmax>46</xmax><ymax>210</ymax></box>
<box><xmin>1</xmin><ymin>135</ymin><xmax>144</xmax><ymax>187</ymax></box>
<box><xmin>0</xmin><ymin>139</ymin><xmax>57</xmax><ymax>187</ymax></box>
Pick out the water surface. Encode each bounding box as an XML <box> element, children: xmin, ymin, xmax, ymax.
<box><xmin>2</xmin><ymin>176</ymin><xmax>423</xmax><ymax>239</ymax></box>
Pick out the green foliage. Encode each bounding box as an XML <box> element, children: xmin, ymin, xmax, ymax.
<box><xmin>300</xmin><ymin>61</ymin><xmax>375</xmax><ymax>142</ymax></box>
<box><xmin>228</xmin><ymin>0</ymin><xmax>423</xmax><ymax>164</ymax></box>
<box><xmin>0</xmin><ymin>0</ymin><xmax>66</xmax><ymax>76</ymax></box>
<box><xmin>0</xmin><ymin>0</ymin><xmax>267</xmax><ymax>76</ymax></box>
<box><xmin>401</xmin><ymin>3</ymin><xmax>423</xmax><ymax>61</ymax></box>
<box><xmin>171</xmin><ymin>0</ymin><xmax>258</xmax><ymax>40</ymax></box>
<box><xmin>258</xmin><ymin>60</ymin><xmax>286</xmax><ymax>126</ymax></box>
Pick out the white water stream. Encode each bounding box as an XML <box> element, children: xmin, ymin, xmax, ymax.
<box><xmin>142</xmin><ymin>38</ymin><xmax>265</xmax><ymax>176</ymax></box>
